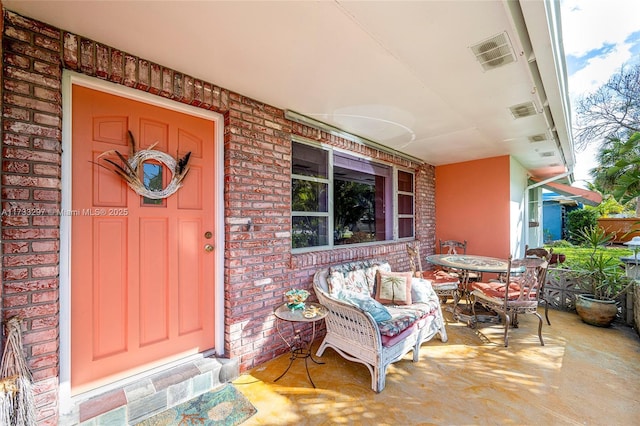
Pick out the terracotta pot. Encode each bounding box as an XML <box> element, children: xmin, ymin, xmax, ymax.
<box><xmin>575</xmin><ymin>294</ymin><xmax>618</xmax><ymax>327</ymax></box>
<box><xmin>550</xmin><ymin>253</ymin><xmax>566</xmax><ymax>264</ymax></box>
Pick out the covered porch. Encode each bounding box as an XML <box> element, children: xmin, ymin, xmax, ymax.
<box><xmin>238</xmin><ymin>308</ymin><xmax>640</xmax><ymax>425</ymax></box>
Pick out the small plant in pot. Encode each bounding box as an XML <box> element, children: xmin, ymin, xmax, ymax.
<box><xmin>571</xmin><ymin>225</ymin><xmax>633</xmax><ymax>326</ymax></box>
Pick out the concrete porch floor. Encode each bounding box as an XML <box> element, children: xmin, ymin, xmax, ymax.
<box><xmin>234</xmin><ymin>308</ymin><xmax>640</xmax><ymax>425</ymax></box>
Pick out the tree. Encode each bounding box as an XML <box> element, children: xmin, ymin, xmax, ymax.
<box><xmin>590</xmin><ymin>132</ymin><xmax>640</xmax><ymax>214</ymax></box>
<box><xmin>574</xmin><ymin>63</ymin><xmax>640</xmax><ymax>150</ymax></box>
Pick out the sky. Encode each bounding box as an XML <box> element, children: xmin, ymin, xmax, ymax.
<box><xmin>560</xmin><ymin>0</ymin><xmax>640</xmax><ymax>188</ymax></box>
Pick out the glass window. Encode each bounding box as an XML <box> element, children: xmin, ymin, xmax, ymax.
<box><xmin>292</xmin><ymin>143</ymin><xmax>330</xmax><ymax>249</ymax></box>
<box><xmin>397</xmin><ymin>170</ymin><xmax>415</xmax><ymax>239</ymax></box>
<box><xmin>291</xmin><ymin>140</ymin><xmax>415</xmax><ymax>250</ymax></box>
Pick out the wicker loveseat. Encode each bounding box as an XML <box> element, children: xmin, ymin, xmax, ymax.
<box><xmin>313</xmin><ymin>260</ymin><xmax>448</xmax><ymax>392</ymax></box>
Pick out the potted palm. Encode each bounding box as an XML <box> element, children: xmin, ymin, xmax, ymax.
<box><xmin>571</xmin><ymin>225</ymin><xmax>634</xmax><ymax>326</ymax></box>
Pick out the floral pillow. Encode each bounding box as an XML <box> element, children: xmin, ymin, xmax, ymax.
<box><xmin>327</xmin><ymin>269</ymin><xmax>369</xmax><ymax>296</ymax></box>
<box><xmin>375</xmin><ymin>270</ymin><xmax>413</xmax><ymax>305</ymax></box>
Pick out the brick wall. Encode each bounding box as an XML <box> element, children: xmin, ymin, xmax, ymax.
<box><xmin>1</xmin><ymin>9</ymin><xmax>435</xmax><ymax>424</ymax></box>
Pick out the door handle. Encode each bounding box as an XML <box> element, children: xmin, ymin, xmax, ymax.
<box><xmin>204</xmin><ymin>244</ymin><xmax>214</xmax><ymax>252</ymax></box>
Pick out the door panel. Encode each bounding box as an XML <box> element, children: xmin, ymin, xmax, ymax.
<box><xmin>71</xmin><ymin>85</ymin><xmax>216</xmax><ymax>394</ymax></box>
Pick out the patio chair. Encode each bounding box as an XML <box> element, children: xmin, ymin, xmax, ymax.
<box><xmin>470</xmin><ymin>255</ymin><xmax>548</xmax><ymax>347</ymax></box>
<box><xmin>438</xmin><ymin>239</ymin><xmax>482</xmax><ymax>282</ymax></box>
<box><xmin>406</xmin><ymin>242</ymin><xmax>459</xmax><ymax>303</ymax></box>
<box><xmin>524</xmin><ymin>245</ymin><xmax>553</xmax><ymax>326</ymax></box>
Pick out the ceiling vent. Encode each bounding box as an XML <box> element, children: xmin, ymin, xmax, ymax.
<box><xmin>528</xmin><ymin>133</ymin><xmax>547</xmax><ymax>143</ymax></box>
<box><xmin>539</xmin><ymin>151</ymin><xmax>555</xmax><ymax>158</ymax></box>
<box><xmin>509</xmin><ymin>102</ymin><xmax>538</xmax><ymax>119</ymax></box>
<box><xmin>470</xmin><ymin>32</ymin><xmax>517</xmax><ymax>71</ymax></box>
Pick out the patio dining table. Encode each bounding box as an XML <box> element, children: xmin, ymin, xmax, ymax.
<box><xmin>426</xmin><ymin>254</ymin><xmax>524</xmax><ymax>323</ymax></box>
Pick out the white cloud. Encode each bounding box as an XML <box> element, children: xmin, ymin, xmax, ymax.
<box><xmin>560</xmin><ymin>0</ymin><xmax>640</xmax><ymax>187</ymax></box>
<box><xmin>562</xmin><ymin>0</ymin><xmax>640</xmax><ymax>96</ymax></box>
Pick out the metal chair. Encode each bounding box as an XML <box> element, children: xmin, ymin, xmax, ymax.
<box><xmin>470</xmin><ymin>255</ymin><xmax>549</xmax><ymax>347</ymax></box>
<box><xmin>439</xmin><ymin>239</ymin><xmax>482</xmax><ymax>282</ymax></box>
<box><xmin>407</xmin><ymin>242</ymin><xmax>459</xmax><ymax>303</ymax></box>
<box><xmin>524</xmin><ymin>245</ymin><xmax>553</xmax><ymax>325</ymax></box>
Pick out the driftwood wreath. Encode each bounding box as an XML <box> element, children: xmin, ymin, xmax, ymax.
<box><xmin>94</xmin><ymin>131</ymin><xmax>191</xmax><ymax>199</ymax></box>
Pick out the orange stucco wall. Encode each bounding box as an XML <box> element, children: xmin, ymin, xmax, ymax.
<box><xmin>435</xmin><ymin>156</ymin><xmax>511</xmax><ymax>259</ymax></box>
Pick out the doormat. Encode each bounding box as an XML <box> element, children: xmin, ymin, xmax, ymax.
<box><xmin>137</xmin><ymin>384</ymin><xmax>257</xmax><ymax>426</ymax></box>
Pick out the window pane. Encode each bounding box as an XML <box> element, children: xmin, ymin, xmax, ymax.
<box><xmin>398</xmin><ymin>194</ymin><xmax>413</xmax><ymax>215</ymax></box>
<box><xmin>292</xmin><ymin>180</ymin><xmax>328</xmax><ymax>212</ymax></box>
<box><xmin>398</xmin><ymin>170</ymin><xmax>413</xmax><ymax>192</ymax></box>
<box><xmin>292</xmin><ymin>143</ymin><xmax>328</xmax><ymax>178</ymax></box>
<box><xmin>292</xmin><ymin>216</ymin><xmax>328</xmax><ymax>248</ymax></box>
<box><xmin>334</xmin><ymin>169</ymin><xmax>382</xmax><ymax>245</ymax></box>
<box><xmin>143</xmin><ymin>161</ymin><xmax>164</xmax><ymax>205</ymax></box>
<box><xmin>398</xmin><ymin>218</ymin><xmax>414</xmax><ymax>239</ymax></box>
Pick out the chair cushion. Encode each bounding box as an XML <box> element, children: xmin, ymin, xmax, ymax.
<box><xmin>470</xmin><ymin>281</ymin><xmax>522</xmax><ymax>300</ymax></box>
<box><xmin>421</xmin><ymin>270</ymin><xmax>459</xmax><ymax>292</ymax></box>
<box><xmin>335</xmin><ymin>289</ymin><xmax>392</xmax><ymax>323</ymax></box>
<box><xmin>375</xmin><ymin>270</ymin><xmax>413</xmax><ymax>305</ymax></box>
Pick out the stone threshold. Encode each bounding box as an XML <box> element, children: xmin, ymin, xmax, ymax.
<box><xmin>60</xmin><ymin>356</ymin><xmax>239</xmax><ymax>425</ymax></box>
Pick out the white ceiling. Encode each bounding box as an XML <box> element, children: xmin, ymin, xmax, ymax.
<box><xmin>3</xmin><ymin>0</ymin><xmax>576</xmax><ymax>179</ymax></box>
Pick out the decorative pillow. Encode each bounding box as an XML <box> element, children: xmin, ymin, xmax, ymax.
<box><xmin>375</xmin><ymin>271</ymin><xmax>413</xmax><ymax>305</ymax></box>
<box><xmin>327</xmin><ymin>269</ymin><xmax>369</xmax><ymax>296</ymax></box>
<box><xmin>327</xmin><ymin>270</ymin><xmax>346</xmax><ymax>296</ymax></box>
<box><xmin>365</xmin><ymin>262</ymin><xmax>391</xmax><ymax>295</ymax></box>
<box><xmin>411</xmin><ymin>278</ymin><xmax>436</xmax><ymax>304</ymax></box>
<box><xmin>336</xmin><ymin>289</ymin><xmax>392</xmax><ymax>322</ymax></box>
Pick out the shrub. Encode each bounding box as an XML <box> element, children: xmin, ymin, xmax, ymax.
<box><xmin>566</xmin><ymin>209</ymin><xmax>598</xmax><ymax>243</ymax></box>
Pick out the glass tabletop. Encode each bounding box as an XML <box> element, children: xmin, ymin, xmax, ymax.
<box><xmin>426</xmin><ymin>254</ymin><xmax>524</xmax><ymax>273</ymax></box>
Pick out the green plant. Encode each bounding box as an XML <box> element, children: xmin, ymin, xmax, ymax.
<box><xmin>570</xmin><ymin>225</ymin><xmax>633</xmax><ymax>300</ymax></box>
<box><xmin>566</xmin><ymin>209</ymin><xmax>599</xmax><ymax>243</ymax></box>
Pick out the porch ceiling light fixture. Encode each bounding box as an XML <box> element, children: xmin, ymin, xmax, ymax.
<box><xmin>94</xmin><ymin>130</ymin><xmax>191</xmax><ymax>199</ymax></box>
<box><xmin>470</xmin><ymin>31</ymin><xmax>517</xmax><ymax>71</ymax></box>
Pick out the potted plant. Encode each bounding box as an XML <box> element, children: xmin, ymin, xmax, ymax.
<box><xmin>571</xmin><ymin>225</ymin><xmax>634</xmax><ymax>326</ymax></box>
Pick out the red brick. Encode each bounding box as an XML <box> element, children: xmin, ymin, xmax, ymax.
<box><xmin>4</xmin><ymin>24</ymin><xmax>31</xmax><ymax>42</ymax></box>
<box><xmin>110</xmin><ymin>49</ymin><xmax>124</xmax><ymax>83</ymax></box>
<box><xmin>31</xmin><ymin>315</ymin><xmax>58</xmax><ymax>329</ymax></box>
<box><xmin>63</xmin><ymin>32</ymin><xmax>78</xmax><ymax>69</ymax></box>
<box><xmin>4</xmin><ymin>279</ymin><xmax>58</xmax><ymax>294</ymax></box>
<box><xmin>3</xmin><ymin>120</ymin><xmax>61</xmax><ymax>139</ymax></box>
<box><xmin>33</xmin><ymin>86</ymin><xmax>61</xmax><ymax>103</ymax></box>
<box><xmin>34</xmin><ymin>33</ymin><xmax>61</xmax><ymax>53</ymax></box>
<box><xmin>3</xmin><ymin>93</ymin><xmax>61</xmax><ymax>115</ymax></box>
<box><xmin>4</xmin><ymin>254</ymin><xmax>58</xmax><ymax>267</ymax></box>
<box><xmin>3</xmin><ymin>228</ymin><xmax>59</xmax><ymax>239</ymax></box>
<box><xmin>4</xmin><ymin>65</ymin><xmax>60</xmax><ymax>89</ymax></box>
<box><xmin>33</xmin><ymin>215</ymin><xmax>60</xmax><ymax>227</ymax></box>
<box><xmin>4</xmin><ymin>52</ymin><xmax>31</xmax><ymax>69</ymax></box>
<box><xmin>3</xmin><ymin>268</ymin><xmax>29</xmax><ymax>280</ymax></box>
<box><xmin>33</xmin><ymin>163</ymin><xmax>60</xmax><ymax>176</ymax></box>
<box><xmin>34</xmin><ymin>112</ymin><xmax>60</xmax><ymax>127</ymax></box>
<box><xmin>31</xmin><ymin>291</ymin><xmax>58</xmax><ymax>304</ymax></box>
<box><xmin>31</xmin><ymin>367</ymin><xmax>58</xmax><ymax>382</ymax></box>
<box><xmin>31</xmin><ymin>265</ymin><xmax>59</xmax><ymax>278</ymax></box>
<box><xmin>137</xmin><ymin>59</ymin><xmax>150</xmax><ymax>90</ymax></box>
<box><xmin>4</xmin><ymin>294</ymin><xmax>29</xmax><ymax>307</ymax></box>
<box><xmin>3</xmin><ymin>105</ymin><xmax>30</xmax><ymax>120</ymax></box>
<box><xmin>80</xmin><ymin>38</ymin><xmax>95</xmax><ymax>75</ymax></box>
<box><xmin>4</xmin><ymin>78</ymin><xmax>31</xmax><ymax>95</ymax></box>
<box><xmin>2</xmin><ymin>187</ymin><xmax>30</xmax><ymax>199</ymax></box>
<box><xmin>31</xmin><ymin>241</ymin><xmax>59</xmax><ymax>252</ymax></box>
<box><xmin>3</xmin><ymin>39</ymin><xmax>59</xmax><ymax>65</ymax></box>
<box><xmin>29</xmin><ymin>353</ymin><xmax>59</xmax><ymax>370</ymax></box>
<box><xmin>2</xmin><ymin>174</ymin><xmax>60</xmax><ymax>188</ymax></box>
<box><xmin>31</xmin><ymin>340</ymin><xmax>58</xmax><ymax>357</ymax></box>
<box><xmin>3</xmin><ymin>132</ymin><xmax>30</xmax><ymax>147</ymax></box>
<box><xmin>124</xmin><ymin>54</ymin><xmax>137</xmax><ymax>87</ymax></box>
<box><xmin>34</xmin><ymin>60</ymin><xmax>62</xmax><ymax>78</ymax></box>
<box><xmin>3</xmin><ymin>242</ymin><xmax>30</xmax><ymax>254</ymax></box>
<box><xmin>4</xmin><ymin>147</ymin><xmax>60</xmax><ymax>163</ymax></box>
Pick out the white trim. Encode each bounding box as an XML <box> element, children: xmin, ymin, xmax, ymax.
<box><xmin>59</xmin><ymin>71</ymin><xmax>225</xmax><ymax>413</ymax></box>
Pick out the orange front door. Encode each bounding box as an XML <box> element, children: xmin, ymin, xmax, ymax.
<box><xmin>71</xmin><ymin>85</ymin><xmax>216</xmax><ymax>394</ymax></box>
